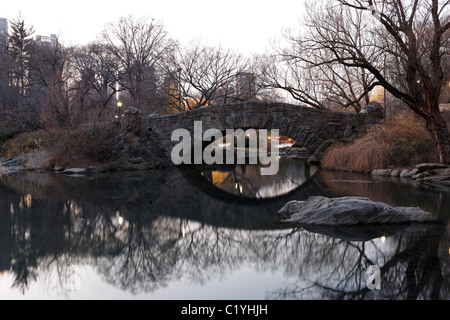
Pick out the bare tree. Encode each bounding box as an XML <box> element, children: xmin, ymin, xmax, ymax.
<box><xmin>161</xmin><ymin>41</ymin><xmax>249</xmax><ymax>111</ymax></box>
<box><xmin>99</xmin><ymin>16</ymin><xmax>175</xmax><ymax>110</ymax></box>
<box><xmin>30</xmin><ymin>40</ymin><xmax>79</xmax><ymax>128</ymax></box>
<box><xmin>259</xmin><ymin>3</ymin><xmax>381</xmax><ymax>112</ymax></box>
<box><xmin>291</xmin><ymin>0</ymin><xmax>449</xmax><ymax>163</ymax></box>
<box><xmin>72</xmin><ymin>42</ymin><xmax>119</xmax><ymax>120</ymax></box>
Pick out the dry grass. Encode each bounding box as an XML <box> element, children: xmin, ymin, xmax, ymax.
<box><xmin>322</xmin><ymin>113</ymin><xmax>437</xmax><ymax>172</ymax></box>
<box><xmin>1</xmin><ymin>121</ymin><xmax>122</xmax><ymax>168</ymax></box>
<box><xmin>2</xmin><ymin>130</ymin><xmax>51</xmax><ymax>159</ymax></box>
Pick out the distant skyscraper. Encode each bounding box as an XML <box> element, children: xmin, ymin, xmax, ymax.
<box><xmin>0</xmin><ymin>18</ymin><xmax>8</xmax><ymax>51</ymax></box>
<box><xmin>35</xmin><ymin>34</ymin><xmax>57</xmax><ymax>47</ymax></box>
<box><xmin>236</xmin><ymin>72</ymin><xmax>256</xmax><ymax>100</ymax></box>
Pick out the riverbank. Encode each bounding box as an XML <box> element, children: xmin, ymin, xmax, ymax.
<box><xmin>0</xmin><ymin>149</ymin><xmax>154</xmax><ymax>176</ymax></box>
<box><xmin>371</xmin><ymin>162</ymin><xmax>450</xmax><ymax>187</ymax></box>
<box><xmin>0</xmin><ymin>139</ymin><xmax>315</xmax><ymax>176</ymax></box>
<box><xmin>1</xmin><ymin>135</ymin><xmax>448</xmax><ymax>194</ymax></box>
<box><xmin>2</xmin><ymin>146</ymin><xmax>449</xmax><ymax>189</ymax></box>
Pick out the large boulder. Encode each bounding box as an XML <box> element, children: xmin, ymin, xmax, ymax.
<box><xmin>278</xmin><ymin>196</ymin><xmax>438</xmax><ymax>226</ymax></box>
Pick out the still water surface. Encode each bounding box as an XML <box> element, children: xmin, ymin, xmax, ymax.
<box><xmin>0</xmin><ymin>158</ymin><xmax>448</xmax><ymax>299</ymax></box>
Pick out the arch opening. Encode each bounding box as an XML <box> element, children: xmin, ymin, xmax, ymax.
<box><xmin>194</xmin><ymin>157</ymin><xmax>319</xmax><ymax>200</ymax></box>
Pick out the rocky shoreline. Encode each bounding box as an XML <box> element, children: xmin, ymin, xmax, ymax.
<box><xmin>371</xmin><ymin>162</ymin><xmax>450</xmax><ymax>187</ymax></box>
<box><xmin>0</xmin><ymin>150</ymin><xmax>113</xmax><ymax>176</ymax></box>
<box><xmin>1</xmin><ymin>144</ymin><xmax>450</xmax><ymax>190</ymax></box>
<box><xmin>0</xmin><ymin>144</ymin><xmax>316</xmax><ymax>176</ymax></box>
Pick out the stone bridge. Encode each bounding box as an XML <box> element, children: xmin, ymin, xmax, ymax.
<box><xmin>124</xmin><ymin>101</ymin><xmax>383</xmax><ymax>166</ymax></box>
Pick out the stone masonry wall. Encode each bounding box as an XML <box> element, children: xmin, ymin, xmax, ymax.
<box><xmin>124</xmin><ymin>102</ymin><xmax>383</xmax><ymax>166</ymax></box>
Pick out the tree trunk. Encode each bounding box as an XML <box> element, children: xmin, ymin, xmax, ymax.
<box><xmin>425</xmin><ymin>112</ymin><xmax>450</xmax><ymax>165</ymax></box>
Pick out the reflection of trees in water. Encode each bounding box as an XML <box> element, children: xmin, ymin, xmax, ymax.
<box><xmin>265</xmin><ymin>224</ymin><xmax>449</xmax><ymax>300</ymax></box>
<box><xmin>0</xmin><ymin>171</ymin><xmax>448</xmax><ymax>299</ymax></box>
<box><xmin>92</xmin><ymin>217</ymin><xmax>181</xmax><ymax>294</ymax></box>
<box><xmin>91</xmin><ymin>218</ymin><xmax>262</xmax><ymax>292</ymax></box>
<box><xmin>176</xmin><ymin>221</ymin><xmax>249</xmax><ymax>285</ymax></box>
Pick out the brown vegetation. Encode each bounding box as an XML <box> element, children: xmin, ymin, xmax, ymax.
<box><xmin>2</xmin><ymin>130</ymin><xmax>49</xmax><ymax>158</ymax></box>
<box><xmin>1</xmin><ymin>121</ymin><xmax>123</xmax><ymax>168</ymax></box>
<box><xmin>270</xmin><ymin>0</ymin><xmax>450</xmax><ymax>163</ymax></box>
<box><xmin>321</xmin><ymin>113</ymin><xmax>438</xmax><ymax>172</ymax></box>
<box><xmin>47</xmin><ymin>122</ymin><xmax>122</xmax><ymax>167</ymax></box>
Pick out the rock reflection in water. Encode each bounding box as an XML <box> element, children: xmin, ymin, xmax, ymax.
<box><xmin>0</xmin><ymin>167</ymin><xmax>448</xmax><ymax>300</ymax></box>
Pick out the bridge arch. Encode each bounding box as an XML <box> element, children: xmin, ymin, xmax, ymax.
<box><xmin>133</xmin><ymin>101</ymin><xmax>382</xmax><ymax>167</ymax></box>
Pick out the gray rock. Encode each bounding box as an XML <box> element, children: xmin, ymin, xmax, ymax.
<box><xmin>278</xmin><ymin>196</ymin><xmax>437</xmax><ymax>226</ymax></box>
<box><xmin>403</xmin><ymin>165</ymin><xmax>450</xmax><ymax>185</ymax></box>
<box><xmin>399</xmin><ymin>169</ymin><xmax>410</xmax><ymax>177</ymax></box>
<box><xmin>1</xmin><ymin>151</ymin><xmax>52</xmax><ymax>171</ymax></box>
<box><xmin>371</xmin><ymin>169</ymin><xmax>392</xmax><ymax>176</ymax></box>
<box><xmin>412</xmin><ymin>171</ymin><xmax>432</xmax><ymax>179</ymax></box>
<box><xmin>404</xmin><ymin>168</ymin><xmax>419</xmax><ymax>177</ymax></box>
<box><xmin>124</xmin><ymin>106</ymin><xmax>142</xmax><ymax>116</ymax></box>
<box><xmin>415</xmin><ymin>163</ymin><xmax>448</xmax><ymax>172</ymax></box>
<box><xmin>390</xmin><ymin>169</ymin><xmax>400</xmax><ymax>177</ymax></box>
<box><xmin>422</xmin><ymin>174</ymin><xmax>450</xmax><ymax>182</ymax></box>
<box><xmin>433</xmin><ymin>168</ymin><xmax>450</xmax><ymax>176</ymax></box>
<box><xmin>63</xmin><ymin>168</ymin><xmax>88</xmax><ymax>174</ymax></box>
<box><xmin>123</xmin><ymin>107</ymin><xmax>143</xmax><ymax>135</ymax></box>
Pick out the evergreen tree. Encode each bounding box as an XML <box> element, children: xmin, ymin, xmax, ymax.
<box><xmin>7</xmin><ymin>16</ymin><xmax>34</xmax><ymax>96</ymax></box>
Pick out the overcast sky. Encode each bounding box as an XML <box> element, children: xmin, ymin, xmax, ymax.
<box><xmin>3</xmin><ymin>0</ymin><xmax>306</xmax><ymax>56</ymax></box>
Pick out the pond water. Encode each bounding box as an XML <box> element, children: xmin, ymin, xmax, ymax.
<box><xmin>0</xmin><ymin>158</ymin><xmax>448</xmax><ymax>300</ymax></box>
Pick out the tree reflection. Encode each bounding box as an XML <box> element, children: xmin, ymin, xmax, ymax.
<box><xmin>0</xmin><ymin>169</ymin><xmax>448</xmax><ymax>299</ymax></box>
<box><xmin>265</xmin><ymin>224</ymin><xmax>448</xmax><ymax>300</ymax></box>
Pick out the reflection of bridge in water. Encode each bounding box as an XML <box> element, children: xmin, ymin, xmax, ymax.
<box><xmin>179</xmin><ymin>158</ymin><xmax>319</xmax><ymax>204</ymax></box>
<box><xmin>155</xmin><ymin>163</ymin><xmax>330</xmax><ymax>230</ymax></box>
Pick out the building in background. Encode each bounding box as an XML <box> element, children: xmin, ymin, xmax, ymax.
<box><xmin>236</xmin><ymin>72</ymin><xmax>256</xmax><ymax>100</ymax></box>
<box><xmin>35</xmin><ymin>34</ymin><xmax>57</xmax><ymax>47</ymax></box>
<box><xmin>0</xmin><ymin>18</ymin><xmax>8</xmax><ymax>51</ymax></box>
